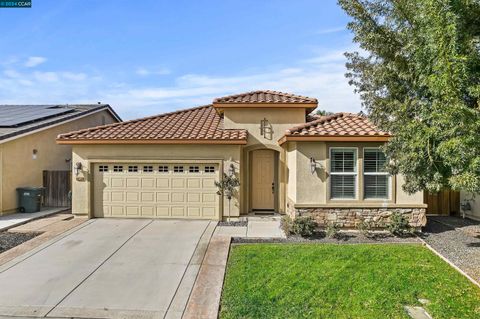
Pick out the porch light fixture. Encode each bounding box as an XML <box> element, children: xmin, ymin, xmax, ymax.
<box><xmin>260</xmin><ymin>118</ymin><xmax>273</xmax><ymax>139</ymax></box>
<box><xmin>74</xmin><ymin>162</ymin><xmax>83</xmax><ymax>176</ymax></box>
<box><xmin>228</xmin><ymin>163</ymin><xmax>235</xmax><ymax>176</ymax></box>
<box><xmin>310</xmin><ymin>157</ymin><xmax>320</xmax><ymax>174</ymax></box>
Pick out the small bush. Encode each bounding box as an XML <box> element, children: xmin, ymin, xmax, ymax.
<box><xmin>292</xmin><ymin>216</ymin><xmax>317</xmax><ymax>237</ymax></box>
<box><xmin>387</xmin><ymin>212</ymin><xmax>412</xmax><ymax>236</ymax></box>
<box><xmin>356</xmin><ymin>220</ymin><xmax>374</xmax><ymax>238</ymax></box>
<box><xmin>280</xmin><ymin>215</ymin><xmax>294</xmax><ymax>236</ymax></box>
<box><xmin>281</xmin><ymin>216</ymin><xmax>317</xmax><ymax>237</ymax></box>
<box><xmin>325</xmin><ymin>222</ymin><xmax>340</xmax><ymax>238</ymax></box>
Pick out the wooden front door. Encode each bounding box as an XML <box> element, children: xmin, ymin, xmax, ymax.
<box><xmin>251</xmin><ymin>150</ymin><xmax>275</xmax><ymax>210</ymax></box>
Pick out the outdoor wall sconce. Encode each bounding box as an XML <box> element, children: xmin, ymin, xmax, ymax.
<box><xmin>310</xmin><ymin>157</ymin><xmax>323</xmax><ymax>174</ymax></box>
<box><xmin>74</xmin><ymin>162</ymin><xmax>83</xmax><ymax>176</ymax></box>
<box><xmin>32</xmin><ymin>149</ymin><xmax>38</xmax><ymax>160</ymax></box>
<box><xmin>228</xmin><ymin>163</ymin><xmax>235</xmax><ymax>176</ymax></box>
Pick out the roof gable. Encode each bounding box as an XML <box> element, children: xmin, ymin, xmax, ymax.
<box><xmin>213</xmin><ymin>90</ymin><xmax>317</xmax><ymax>104</ymax></box>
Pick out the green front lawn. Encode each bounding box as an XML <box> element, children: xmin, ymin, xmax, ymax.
<box><xmin>220</xmin><ymin>244</ymin><xmax>480</xmax><ymax>319</ymax></box>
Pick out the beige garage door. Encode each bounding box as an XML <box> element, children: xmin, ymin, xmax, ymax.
<box><xmin>93</xmin><ymin>163</ymin><xmax>220</xmax><ymax>219</ymax></box>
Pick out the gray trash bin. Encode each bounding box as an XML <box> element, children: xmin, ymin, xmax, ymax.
<box><xmin>16</xmin><ymin>187</ymin><xmax>45</xmax><ymax>213</ymax></box>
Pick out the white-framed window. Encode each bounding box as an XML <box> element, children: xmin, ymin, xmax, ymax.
<box><xmin>363</xmin><ymin>148</ymin><xmax>389</xmax><ymax>199</ymax></box>
<box><xmin>189</xmin><ymin>166</ymin><xmax>199</xmax><ymax>173</ymax></box>
<box><xmin>158</xmin><ymin>165</ymin><xmax>169</xmax><ymax>173</ymax></box>
<box><xmin>99</xmin><ymin>165</ymin><xmax>108</xmax><ymax>172</ymax></box>
<box><xmin>128</xmin><ymin>165</ymin><xmax>138</xmax><ymax>172</ymax></box>
<box><xmin>330</xmin><ymin>148</ymin><xmax>357</xmax><ymax>199</ymax></box>
<box><xmin>173</xmin><ymin>166</ymin><xmax>184</xmax><ymax>173</ymax></box>
<box><xmin>113</xmin><ymin>165</ymin><xmax>123</xmax><ymax>172</ymax></box>
<box><xmin>204</xmin><ymin>166</ymin><xmax>215</xmax><ymax>173</ymax></box>
<box><xmin>143</xmin><ymin>165</ymin><xmax>153</xmax><ymax>173</ymax></box>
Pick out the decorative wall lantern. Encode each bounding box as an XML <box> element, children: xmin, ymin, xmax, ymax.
<box><xmin>310</xmin><ymin>157</ymin><xmax>324</xmax><ymax>174</ymax></box>
<box><xmin>260</xmin><ymin>118</ymin><xmax>273</xmax><ymax>140</ymax></box>
<box><xmin>228</xmin><ymin>163</ymin><xmax>235</xmax><ymax>176</ymax></box>
<box><xmin>74</xmin><ymin>162</ymin><xmax>83</xmax><ymax>176</ymax></box>
<box><xmin>32</xmin><ymin>149</ymin><xmax>38</xmax><ymax>160</ymax></box>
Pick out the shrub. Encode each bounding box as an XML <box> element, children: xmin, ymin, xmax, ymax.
<box><xmin>280</xmin><ymin>215</ymin><xmax>294</xmax><ymax>236</ymax></box>
<box><xmin>281</xmin><ymin>216</ymin><xmax>317</xmax><ymax>237</ymax></box>
<box><xmin>356</xmin><ymin>220</ymin><xmax>374</xmax><ymax>238</ymax></box>
<box><xmin>292</xmin><ymin>216</ymin><xmax>317</xmax><ymax>237</ymax></box>
<box><xmin>325</xmin><ymin>222</ymin><xmax>340</xmax><ymax>238</ymax></box>
<box><xmin>387</xmin><ymin>211</ymin><xmax>412</xmax><ymax>236</ymax></box>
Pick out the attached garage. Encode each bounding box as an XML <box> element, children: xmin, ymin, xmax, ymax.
<box><xmin>93</xmin><ymin>163</ymin><xmax>220</xmax><ymax>219</ymax></box>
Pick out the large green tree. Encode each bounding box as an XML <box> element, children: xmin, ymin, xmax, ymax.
<box><xmin>338</xmin><ymin>0</ymin><xmax>480</xmax><ymax>194</ymax></box>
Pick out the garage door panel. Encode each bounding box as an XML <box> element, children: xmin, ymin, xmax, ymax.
<box><xmin>171</xmin><ymin>206</ymin><xmax>185</xmax><ymax>217</ymax></box>
<box><xmin>141</xmin><ymin>192</ymin><xmax>155</xmax><ymax>202</ymax></box>
<box><xmin>171</xmin><ymin>192</ymin><xmax>185</xmax><ymax>203</ymax></box>
<box><xmin>111</xmin><ymin>178</ymin><xmax>125</xmax><ymax>188</ymax></box>
<box><xmin>111</xmin><ymin>192</ymin><xmax>124</xmax><ymax>202</ymax></box>
<box><xmin>156</xmin><ymin>178</ymin><xmax>169</xmax><ymax>188</ymax></box>
<box><xmin>94</xmin><ymin>163</ymin><xmax>220</xmax><ymax>219</ymax></box>
<box><xmin>171</xmin><ymin>178</ymin><xmax>185</xmax><ymax>188</ymax></box>
<box><xmin>141</xmin><ymin>178</ymin><xmax>155</xmax><ymax>188</ymax></box>
<box><xmin>126</xmin><ymin>192</ymin><xmax>139</xmax><ymax>202</ymax></box>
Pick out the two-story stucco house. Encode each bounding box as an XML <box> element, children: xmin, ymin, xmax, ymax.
<box><xmin>57</xmin><ymin>91</ymin><xmax>426</xmax><ymax>228</ymax></box>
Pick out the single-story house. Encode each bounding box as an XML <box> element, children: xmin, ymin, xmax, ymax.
<box><xmin>0</xmin><ymin>104</ymin><xmax>120</xmax><ymax>215</ymax></box>
<box><xmin>57</xmin><ymin>90</ymin><xmax>426</xmax><ymax>228</ymax></box>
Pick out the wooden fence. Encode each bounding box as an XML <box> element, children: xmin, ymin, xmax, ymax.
<box><xmin>424</xmin><ymin>189</ymin><xmax>460</xmax><ymax>216</ymax></box>
<box><xmin>42</xmin><ymin>170</ymin><xmax>71</xmax><ymax>207</ymax></box>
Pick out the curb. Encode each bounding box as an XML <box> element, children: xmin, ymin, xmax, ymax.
<box><xmin>417</xmin><ymin>236</ymin><xmax>480</xmax><ymax>289</ymax></box>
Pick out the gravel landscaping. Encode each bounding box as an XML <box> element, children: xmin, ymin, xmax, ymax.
<box><xmin>0</xmin><ymin>231</ymin><xmax>40</xmax><ymax>254</ymax></box>
<box><xmin>421</xmin><ymin>216</ymin><xmax>480</xmax><ymax>283</ymax></box>
<box><xmin>232</xmin><ymin>230</ymin><xmax>421</xmax><ymax>244</ymax></box>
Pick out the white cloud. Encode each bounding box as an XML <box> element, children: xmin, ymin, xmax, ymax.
<box><xmin>136</xmin><ymin>67</ymin><xmax>171</xmax><ymax>76</ymax></box>
<box><xmin>0</xmin><ymin>47</ymin><xmax>361</xmax><ymax>119</ymax></box>
<box><xmin>24</xmin><ymin>56</ymin><xmax>47</xmax><ymax>68</ymax></box>
<box><xmin>316</xmin><ymin>27</ymin><xmax>346</xmax><ymax>35</ymax></box>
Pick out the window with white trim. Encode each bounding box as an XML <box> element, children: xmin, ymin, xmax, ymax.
<box><xmin>330</xmin><ymin>148</ymin><xmax>357</xmax><ymax>199</ymax></box>
<box><xmin>189</xmin><ymin>166</ymin><xmax>199</xmax><ymax>173</ymax></box>
<box><xmin>173</xmin><ymin>166</ymin><xmax>184</xmax><ymax>173</ymax></box>
<box><xmin>143</xmin><ymin>165</ymin><xmax>153</xmax><ymax>172</ymax></box>
<box><xmin>158</xmin><ymin>165</ymin><xmax>169</xmax><ymax>173</ymax></box>
<box><xmin>204</xmin><ymin>166</ymin><xmax>215</xmax><ymax>173</ymax></box>
<box><xmin>113</xmin><ymin>165</ymin><xmax>123</xmax><ymax>172</ymax></box>
<box><xmin>363</xmin><ymin>149</ymin><xmax>389</xmax><ymax>199</ymax></box>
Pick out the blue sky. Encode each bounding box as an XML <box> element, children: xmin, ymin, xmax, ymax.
<box><xmin>0</xmin><ymin>0</ymin><xmax>360</xmax><ymax>119</ymax></box>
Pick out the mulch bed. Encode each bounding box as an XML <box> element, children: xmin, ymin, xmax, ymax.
<box><xmin>232</xmin><ymin>231</ymin><xmax>421</xmax><ymax>244</ymax></box>
<box><xmin>0</xmin><ymin>231</ymin><xmax>40</xmax><ymax>254</ymax></box>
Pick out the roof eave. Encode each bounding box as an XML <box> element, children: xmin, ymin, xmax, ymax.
<box><xmin>56</xmin><ymin>138</ymin><xmax>248</xmax><ymax>145</ymax></box>
<box><xmin>278</xmin><ymin>135</ymin><xmax>391</xmax><ymax>145</ymax></box>
<box><xmin>212</xmin><ymin>102</ymin><xmax>317</xmax><ymax>113</ymax></box>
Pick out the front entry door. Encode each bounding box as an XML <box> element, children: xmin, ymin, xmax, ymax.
<box><xmin>251</xmin><ymin>150</ymin><xmax>275</xmax><ymax>210</ymax></box>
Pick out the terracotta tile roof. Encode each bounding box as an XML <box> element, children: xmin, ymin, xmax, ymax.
<box><xmin>285</xmin><ymin>112</ymin><xmax>390</xmax><ymax>137</ymax></box>
<box><xmin>213</xmin><ymin>90</ymin><xmax>318</xmax><ymax>104</ymax></box>
<box><xmin>57</xmin><ymin>105</ymin><xmax>248</xmax><ymax>144</ymax></box>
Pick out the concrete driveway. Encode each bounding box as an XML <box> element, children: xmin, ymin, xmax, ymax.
<box><xmin>0</xmin><ymin>219</ymin><xmax>216</xmax><ymax>319</ymax></box>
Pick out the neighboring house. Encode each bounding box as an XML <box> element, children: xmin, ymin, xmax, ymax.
<box><xmin>57</xmin><ymin>90</ymin><xmax>426</xmax><ymax>228</ymax></box>
<box><xmin>0</xmin><ymin>104</ymin><xmax>121</xmax><ymax>215</ymax></box>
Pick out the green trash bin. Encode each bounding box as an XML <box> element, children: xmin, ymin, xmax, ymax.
<box><xmin>16</xmin><ymin>187</ymin><xmax>45</xmax><ymax>213</ymax></box>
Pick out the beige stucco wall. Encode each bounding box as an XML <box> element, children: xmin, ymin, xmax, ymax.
<box><xmin>460</xmin><ymin>191</ymin><xmax>480</xmax><ymax>220</ymax></box>
<box><xmin>0</xmin><ymin>110</ymin><xmax>117</xmax><ymax>215</ymax></box>
<box><xmin>223</xmin><ymin>108</ymin><xmax>306</xmax><ymax>149</ymax></box>
<box><xmin>70</xmin><ymin>144</ymin><xmax>242</xmax><ymax>219</ymax></box>
<box><xmin>286</xmin><ymin>141</ymin><xmax>425</xmax><ymax>208</ymax></box>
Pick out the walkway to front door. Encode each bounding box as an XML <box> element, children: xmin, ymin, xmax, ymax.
<box><xmin>0</xmin><ymin>219</ymin><xmax>216</xmax><ymax>319</ymax></box>
<box><xmin>251</xmin><ymin>149</ymin><xmax>275</xmax><ymax>211</ymax></box>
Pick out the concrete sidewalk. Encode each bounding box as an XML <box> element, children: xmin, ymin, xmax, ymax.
<box><xmin>214</xmin><ymin>218</ymin><xmax>285</xmax><ymax>238</ymax></box>
<box><xmin>0</xmin><ymin>207</ymin><xmax>70</xmax><ymax>232</ymax></box>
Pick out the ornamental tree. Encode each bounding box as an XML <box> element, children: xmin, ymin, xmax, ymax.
<box><xmin>338</xmin><ymin>0</ymin><xmax>480</xmax><ymax>193</ymax></box>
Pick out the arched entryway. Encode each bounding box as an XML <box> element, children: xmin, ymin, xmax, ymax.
<box><xmin>249</xmin><ymin>149</ymin><xmax>279</xmax><ymax>213</ymax></box>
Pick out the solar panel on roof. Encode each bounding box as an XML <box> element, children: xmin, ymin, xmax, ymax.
<box><xmin>0</xmin><ymin>105</ymin><xmax>75</xmax><ymax>127</ymax></box>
